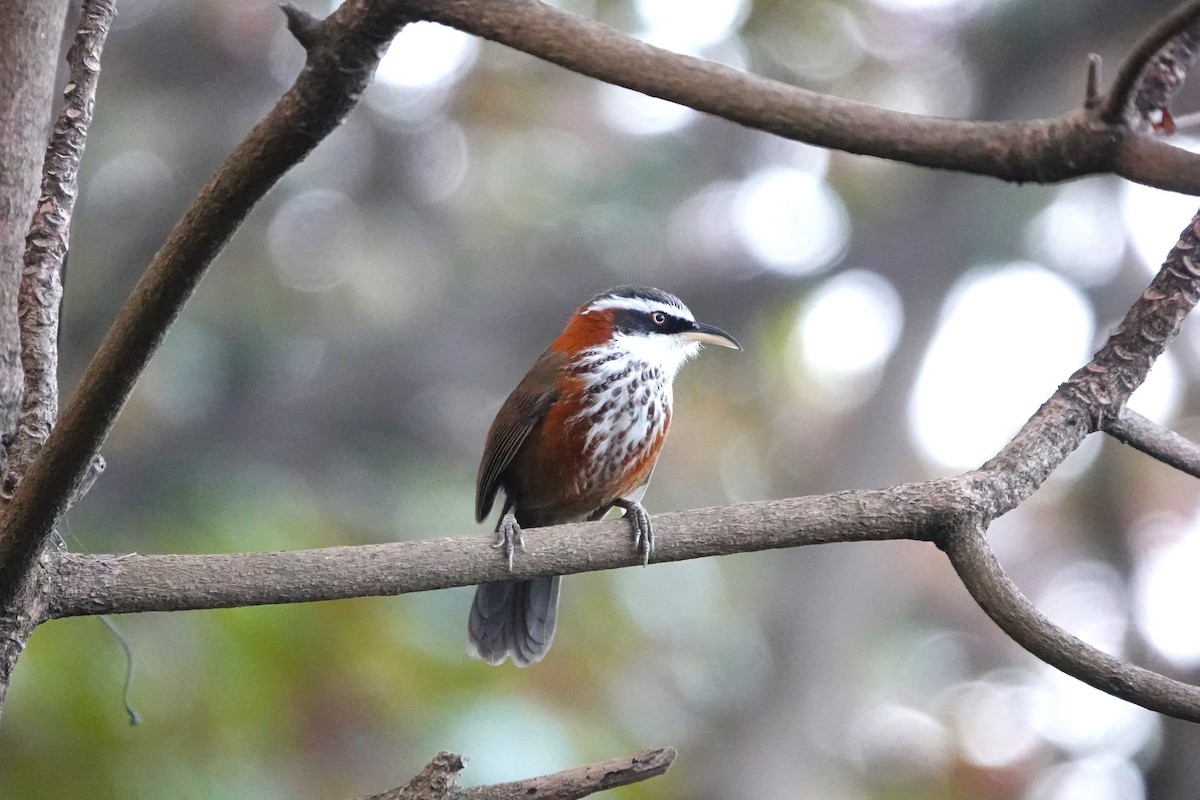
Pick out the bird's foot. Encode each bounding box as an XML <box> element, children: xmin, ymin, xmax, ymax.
<box><xmin>491</xmin><ymin>508</ymin><xmax>525</xmax><ymax>571</ymax></box>
<box><xmin>613</xmin><ymin>499</ymin><xmax>654</xmax><ymax>566</ymax></box>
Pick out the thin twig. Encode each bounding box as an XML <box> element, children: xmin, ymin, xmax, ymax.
<box><xmin>1105</xmin><ymin>408</ymin><xmax>1200</xmax><ymax>478</ymax></box>
<box><xmin>1085</xmin><ymin>53</ymin><xmax>1103</xmax><ymax>109</ymax></box>
<box><xmin>280</xmin><ymin>3</ymin><xmax>322</xmax><ymax>50</ymax></box>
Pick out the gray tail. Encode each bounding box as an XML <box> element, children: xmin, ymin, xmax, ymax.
<box><xmin>467</xmin><ymin>576</ymin><xmax>560</xmax><ymax>667</ymax></box>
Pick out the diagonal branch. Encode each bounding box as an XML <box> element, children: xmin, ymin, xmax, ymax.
<box><xmin>0</xmin><ymin>1</ymin><xmax>412</xmax><ymax>606</ymax></box>
<box><xmin>976</xmin><ymin>204</ymin><xmax>1200</xmax><ymax>514</ymax></box>
<box><xmin>942</xmin><ymin>522</ymin><xmax>1200</xmax><ymax>722</ymax></box>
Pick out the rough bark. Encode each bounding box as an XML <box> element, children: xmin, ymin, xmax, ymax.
<box><xmin>363</xmin><ymin>748</ymin><xmax>675</xmax><ymax>800</ymax></box>
<box><xmin>0</xmin><ymin>0</ymin><xmax>70</xmax><ymax>450</ymax></box>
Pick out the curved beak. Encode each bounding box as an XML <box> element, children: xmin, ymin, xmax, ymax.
<box><xmin>681</xmin><ymin>321</ymin><xmax>741</xmax><ymax>350</ymax></box>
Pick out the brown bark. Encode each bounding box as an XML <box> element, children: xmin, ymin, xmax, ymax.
<box><xmin>363</xmin><ymin>748</ymin><xmax>675</xmax><ymax>800</ymax></box>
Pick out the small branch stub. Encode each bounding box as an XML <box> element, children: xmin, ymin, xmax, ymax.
<box><xmin>1086</xmin><ymin>53</ymin><xmax>1102</xmax><ymax>108</ymax></box>
<box><xmin>363</xmin><ymin>748</ymin><xmax>676</xmax><ymax>799</ymax></box>
<box><xmin>281</xmin><ymin>3</ymin><xmax>322</xmax><ymax>51</ymax></box>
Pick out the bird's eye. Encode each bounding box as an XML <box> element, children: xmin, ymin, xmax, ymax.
<box><xmin>651</xmin><ymin>311</ymin><xmax>667</xmax><ymax>325</ymax></box>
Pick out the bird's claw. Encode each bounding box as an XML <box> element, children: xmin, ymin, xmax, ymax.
<box><xmin>491</xmin><ymin>508</ymin><xmax>525</xmax><ymax>571</ymax></box>
<box><xmin>617</xmin><ymin>500</ymin><xmax>654</xmax><ymax>566</ymax></box>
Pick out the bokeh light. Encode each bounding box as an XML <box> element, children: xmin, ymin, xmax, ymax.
<box><xmin>909</xmin><ymin>263</ymin><xmax>1094</xmax><ymax>470</ymax></box>
<box><xmin>847</xmin><ymin>703</ymin><xmax>951</xmax><ymax>780</ymax></box>
<box><xmin>595</xmin><ymin>84</ymin><xmax>697</xmax><ymax>136</ymax></box>
<box><xmin>446</xmin><ymin>698</ymin><xmax>577</xmax><ymax>785</ymax></box>
<box><xmin>87</xmin><ymin>150</ymin><xmax>175</xmax><ymax>218</ymax></box>
<box><xmin>791</xmin><ymin>269</ymin><xmax>904</xmax><ymax>408</ymax></box>
<box><xmin>15</xmin><ymin>2</ymin><xmax>1200</xmax><ymax>799</ymax></box>
<box><xmin>757</xmin><ymin>3</ymin><xmax>865</xmax><ymax>83</ymax></box>
<box><xmin>375</xmin><ymin>22</ymin><xmax>478</xmax><ymax>90</ymax></box>
<box><xmin>1034</xmin><ymin>667</ymin><xmax>1159</xmax><ymax>757</ymax></box>
<box><xmin>267</xmin><ymin>188</ymin><xmax>365</xmax><ymax>292</ymax></box>
<box><xmin>868</xmin><ymin>0</ymin><xmax>1000</xmax><ymax>14</ymax></box>
<box><xmin>1035</xmin><ymin>561</ymin><xmax>1128</xmax><ymax>656</ymax></box>
<box><xmin>733</xmin><ymin>167</ymin><xmax>850</xmax><ymax>275</ymax></box>
<box><xmin>1025</xmin><ymin>756</ymin><xmax>1146</xmax><ymax>800</ymax></box>
<box><xmin>1134</xmin><ymin>512</ymin><xmax>1200</xmax><ymax>668</ymax></box>
<box><xmin>634</xmin><ymin>0</ymin><xmax>749</xmax><ymax>49</ymax></box>
<box><xmin>1026</xmin><ymin>182</ymin><xmax>1126</xmax><ymax>287</ymax></box>
<box><xmin>947</xmin><ymin>674</ymin><xmax>1042</xmax><ymax>768</ymax></box>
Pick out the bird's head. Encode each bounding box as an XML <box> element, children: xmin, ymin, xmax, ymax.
<box><xmin>553</xmin><ymin>286</ymin><xmax>740</xmax><ymax>377</ymax></box>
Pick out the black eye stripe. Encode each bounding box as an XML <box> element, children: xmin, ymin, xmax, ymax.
<box><xmin>611</xmin><ymin>308</ymin><xmax>691</xmax><ymax>335</ymax></box>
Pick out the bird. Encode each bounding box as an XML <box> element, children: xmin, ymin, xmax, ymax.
<box><xmin>467</xmin><ymin>285</ymin><xmax>740</xmax><ymax>666</ymax></box>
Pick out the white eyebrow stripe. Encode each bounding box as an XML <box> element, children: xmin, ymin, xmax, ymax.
<box><xmin>584</xmin><ymin>295</ymin><xmax>693</xmax><ymax>320</ymax></box>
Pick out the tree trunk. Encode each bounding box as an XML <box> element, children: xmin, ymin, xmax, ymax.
<box><xmin>0</xmin><ymin>0</ymin><xmax>69</xmax><ymax>442</ymax></box>
<box><xmin>0</xmin><ymin>0</ymin><xmax>69</xmax><ymax>715</ymax></box>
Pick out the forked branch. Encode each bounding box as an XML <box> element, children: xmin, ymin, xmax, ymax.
<box><xmin>9</xmin><ymin>0</ymin><xmax>1200</xmax><ymax>739</ymax></box>
<box><xmin>0</xmin><ymin>0</ymin><xmax>413</xmax><ymax>606</ymax></box>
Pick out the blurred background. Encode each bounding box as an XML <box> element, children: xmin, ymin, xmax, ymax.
<box><xmin>3</xmin><ymin>0</ymin><xmax>1200</xmax><ymax>797</ymax></box>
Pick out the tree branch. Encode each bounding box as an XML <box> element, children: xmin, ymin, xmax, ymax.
<box><xmin>364</xmin><ymin>748</ymin><xmax>676</xmax><ymax>800</ymax></box>
<box><xmin>0</xmin><ymin>0</ymin><xmax>110</xmax><ymax>718</ymax></box>
<box><xmin>976</xmin><ymin>204</ymin><xmax>1200</xmax><ymax>514</ymax></box>
<box><xmin>4</xmin><ymin>0</ymin><xmax>116</xmax><ymax>495</ymax></box>
<box><xmin>0</xmin><ymin>0</ymin><xmax>70</xmax><ymax>450</ymax></box>
<box><xmin>400</xmin><ymin>0</ymin><xmax>1200</xmax><ymax>194</ymax></box>
<box><xmin>8</xmin><ymin>0</ymin><xmax>1200</xmax><ymax>738</ymax></box>
<box><xmin>0</xmin><ymin>0</ymin><xmax>412</xmax><ymax>607</ymax></box>
<box><xmin>49</xmin><ymin>191</ymin><xmax>1200</xmax><ymax>722</ymax></box>
<box><xmin>1102</xmin><ymin>0</ymin><xmax>1200</xmax><ymax>124</ymax></box>
<box><xmin>371</xmin><ymin>752</ymin><xmax>465</xmax><ymax>800</ymax></box>
<box><xmin>942</xmin><ymin>523</ymin><xmax>1200</xmax><ymax>721</ymax></box>
<box><xmin>50</xmin><ymin>488</ymin><xmax>951</xmax><ymax>617</ymax></box>
<box><xmin>1104</xmin><ymin>409</ymin><xmax>1200</xmax><ymax>478</ymax></box>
